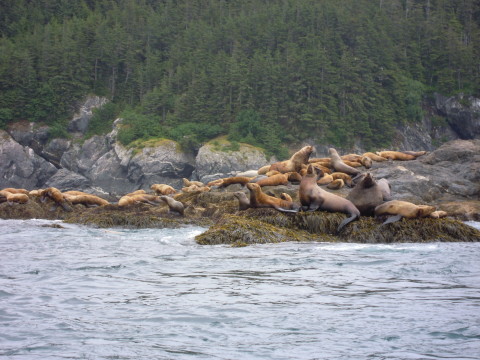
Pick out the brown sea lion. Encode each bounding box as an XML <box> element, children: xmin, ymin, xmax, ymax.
<box><xmin>246</xmin><ymin>183</ymin><xmax>299</xmax><ymax>211</ymax></box>
<box><xmin>269</xmin><ymin>145</ymin><xmax>315</xmax><ymax>173</ymax></box>
<box><xmin>1</xmin><ymin>188</ymin><xmax>29</xmax><ymax>194</ymax></box>
<box><xmin>287</xmin><ymin>172</ymin><xmax>303</xmax><ymax>183</ymax></box>
<box><xmin>341</xmin><ymin>154</ymin><xmax>363</xmax><ymax>162</ymax></box>
<box><xmin>233</xmin><ymin>191</ymin><xmax>250</xmax><ymax>210</ymax></box>
<box><xmin>40</xmin><ymin>187</ymin><xmax>72</xmax><ymax>211</ymax></box>
<box><xmin>257</xmin><ymin>165</ymin><xmax>271</xmax><ymax>175</ymax></box>
<box><xmin>308</xmin><ymin>157</ymin><xmax>331</xmax><ymax>164</ymax></box>
<box><xmin>6</xmin><ymin>193</ymin><xmax>29</xmax><ymax>205</ymax></box>
<box><xmin>29</xmin><ymin>189</ymin><xmax>44</xmax><ymax>197</ymax></box>
<box><xmin>362</xmin><ymin>152</ymin><xmax>388</xmax><ymax>162</ymax></box>
<box><xmin>327</xmin><ymin>179</ymin><xmax>345</xmax><ymax>190</ymax></box>
<box><xmin>208</xmin><ymin>176</ymin><xmax>253</xmax><ymax>188</ymax></box>
<box><xmin>159</xmin><ymin>195</ymin><xmax>185</xmax><ymax>215</ymax></box>
<box><xmin>118</xmin><ymin>194</ymin><xmax>163</xmax><ymax>207</ymax></box>
<box><xmin>63</xmin><ymin>190</ymin><xmax>93</xmax><ymax>197</ymax></box>
<box><xmin>256</xmin><ymin>173</ymin><xmax>289</xmax><ymax>187</ymax></box>
<box><xmin>293</xmin><ymin>165</ymin><xmax>360</xmax><ymax>232</ymax></box>
<box><xmin>340</xmin><ymin>154</ymin><xmax>372</xmax><ymax>169</ymax></box>
<box><xmin>151</xmin><ymin>184</ymin><xmax>176</xmax><ymax>195</ymax></box>
<box><xmin>328</xmin><ymin>148</ymin><xmax>361</xmax><ymax>176</ymax></box>
<box><xmin>401</xmin><ymin>150</ymin><xmax>427</xmax><ymax>157</ymax></box>
<box><xmin>309</xmin><ymin>163</ymin><xmax>332</xmax><ymax>174</ymax></box>
<box><xmin>376</xmin><ymin>151</ymin><xmax>416</xmax><ymax>161</ymax></box>
<box><xmin>67</xmin><ymin>194</ymin><xmax>109</xmax><ymax>207</ymax></box>
<box><xmin>360</xmin><ymin>156</ymin><xmax>373</xmax><ymax>168</ymax></box>
<box><xmin>317</xmin><ymin>173</ymin><xmax>334</xmax><ymax>185</ymax></box>
<box><xmin>280</xmin><ymin>193</ymin><xmax>293</xmax><ymax>202</ymax></box>
<box><xmin>343</xmin><ymin>160</ymin><xmax>363</xmax><ymax>168</ymax></box>
<box><xmin>183</xmin><ymin>178</ymin><xmax>204</xmax><ymax>187</ymax></box>
<box><xmin>429</xmin><ymin>210</ymin><xmax>448</xmax><ymax>218</ymax></box>
<box><xmin>374</xmin><ymin>200</ymin><xmax>436</xmax><ymax>224</ymax></box>
<box><xmin>346</xmin><ymin>173</ymin><xmax>390</xmax><ymax>216</ymax></box>
<box><xmin>123</xmin><ymin>190</ymin><xmax>147</xmax><ymax>197</ymax></box>
<box><xmin>265</xmin><ymin>170</ymin><xmax>281</xmax><ymax>177</ymax></box>
<box><xmin>331</xmin><ymin>172</ymin><xmax>353</xmax><ymax>187</ymax></box>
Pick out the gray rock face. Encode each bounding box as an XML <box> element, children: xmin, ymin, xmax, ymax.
<box><xmin>369</xmin><ymin>139</ymin><xmax>480</xmax><ymax>203</ymax></box>
<box><xmin>0</xmin><ymin>130</ymin><xmax>57</xmax><ymax>189</ymax></box>
<box><xmin>67</xmin><ymin>95</ymin><xmax>108</xmax><ymax>134</ymax></box>
<box><xmin>195</xmin><ymin>143</ymin><xmax>271</xmax><ymax>182</ymax></box>
<box><xmin>436</xmin><ymin>93</ymin><xmax>480</xmax><ymax>139</ymax></box>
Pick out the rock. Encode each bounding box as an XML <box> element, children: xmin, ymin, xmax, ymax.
<box><xmin>436</xmin><ymin>93</ymin><xmax>480</xmax><ymax>139</ymax></box>
<box><xmin>127</xmin><ymin>139</ymin><xmax>195</xmax><ymax>189</ymax></box>
<box><xmin>195</xmin><ymin>142</ymin><xmax>272</xmax><ymax>182</ymax></box>
<box><xmin>44</xmin><ymin>169</ymin><xmax>92</xmax><ymax>191</ymax></box>
<box><xmin>437</xmin><ymin>201</ymin><xmax>480</xmax><ymax>221</ymax></box>
<box><xmin>67</xmin><ymin>95</ymin><xmax>108</xmax><ymax>134</ymax></box>
<box><xmin>60</xmin><ymin>135</ymin><xmax>111</xmax><ymax>174</ymax></box>
<box><xmin>0</xmin><ymin>130</ymin><xmax>57</xmax><ymax>189</ymax></box>
<box><xmin>369</xmin><ymin>139</ymin><xmax>480</xmax><ymax>203</ymax></box>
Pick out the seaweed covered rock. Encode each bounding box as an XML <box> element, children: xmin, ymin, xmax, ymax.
<box><xmin>195</xmin><ymin>208</ymin><xmax>480</xmax><ymax>246</ymax></box>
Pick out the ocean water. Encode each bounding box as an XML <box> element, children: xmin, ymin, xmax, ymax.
<box><xmin>0</xmin><ymin>219</ymin><xmax>479</xmax><ymax>360</ymax></box>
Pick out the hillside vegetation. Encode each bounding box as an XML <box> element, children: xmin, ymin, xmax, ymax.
<box><xmin>0</xmin><ymin>0</ymin><xmax>478</xmax><ymax>155</ymax></box>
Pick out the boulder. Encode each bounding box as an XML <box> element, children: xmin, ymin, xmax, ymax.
<box><xmin>0</xmin><ymin>130</ymin><xmax>57</xmax><ymax>189</ymax></box>
<box><xmin>67</xmin><ymin>95</ymin><xmax>108</xmax><ymax>134</ymax></box>
<box><xmin>195</xmin><ymin>142</ymin><xmax>272</xmax><ymax>182</ymax></box>
<box><xmin>436</xmin><ymin>93</ymin><xmax>480</xmax><ymax>139</ymax></box>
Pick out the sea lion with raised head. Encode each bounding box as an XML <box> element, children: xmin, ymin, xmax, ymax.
<box><xmin>269</xmin><ymin>145</ymin><xmax>315</xmax><ymax>173</ymax></box>
<box><xmin>295</xmin><ymin>165</ymin><xmax>360</xmax><ymax>232</ymax></box>
<box><xmin>246</xmin><ymin>183</ymin><xmax>299</xmax><ymax>211</ymax></box>
<box><xmin>346</xmin><ymin>173</ymin><xmax>390</xmax><ymax>216</ymax></box>
<box><xmin>233</xmin><ymin>191</ymin><xmax>250</xmax><ymax>210</ymax></box>
<box><xmin>374</xmin><ymin>200</ymin><xmax>436</xmax><ymax>224</ymax></box>
<box><xmin>328</xmin><ymin>148</ymin><xmax>361</xmax><ymax>176</ymax></box>
<box><xmin>40</xmin><ymin>187</ymin><xmax>72</xmax><ymax>211</ymax></box>
<box><xmin>159</xmin><ymin>195</ymin><xmax>185</xmax><ymax>215</ymax></box>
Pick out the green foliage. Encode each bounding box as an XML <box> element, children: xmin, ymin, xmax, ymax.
<box><xmin>86</xmin><ymin>102</ymin><xmax>119</xmax><ymax>137</ymax></box>
<box><xmin>0</xmin><ymin>0</ymin><xmax>478</xmax><ymax>149</ymax></box>
<box><xmin>49</xmin><ymin>120</ymin><xmax>69</xmax><ymax>139</ymax></box>
<box><xmin>168</xmin><ymin>122</ymin><xmax>223</xmax><ymax>151</ymax></box>
<box><xmin>0</xmin><ymin>108</ymin><xmax>13</xmax><ymax>129</ymax></box>
<box><xmin>117</xmin><ymin>110</ymin><xmax>163</xmax><ymax>146</ymax></box>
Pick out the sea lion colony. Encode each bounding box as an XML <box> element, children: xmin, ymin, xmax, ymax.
<box><xmin>0</xmin><ymin>145</ymin><xmax>439</xmax><ymax>228</ymax></box>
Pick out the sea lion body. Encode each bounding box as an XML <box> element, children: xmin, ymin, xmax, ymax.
<box><xmin>2</xmin><ymin>188</ymin><xmax>29</xmax><ymax>194</ymax></box>
<box><xmin>233</xmin><ymin>191</ymin><xmax>250</xmax><ymax>210</ymax></box>
<box><xmin>374</xmin><ymin>200</ymin><xmax>436</xmax><ymax>224</ymax></box>
<box><xmin>429</xmin><ymin>210</ymin><xmax>448</xmax><ymax>218</ymax></box>
<box><xmin>327</xmin><ymin>179</ymin><xmax>345</xmax><ymax>190</ymax></box>
<box><xmin>159</xmin><ymin>195</ymin><xmax>185</xmax><ymax>215</ymax></box>
<box><xmin>376</xmin><ymin>151</ymin><xmax>416</xmax><ymax>161</ymax></box>
<box><xmin>208</xmin><ymin>176</ymin><xmax>253</xmax><ymax>187</ymax></box>
<box><xmin>118</xmin><ymin>194</ymin><xmax>163</xmax><ymax>207</ymax></box>
<box><xmin>246</xmin><ymin>183</ymin><xmax>298</xmax><ymax>211</ymax></box>
<box><xmin>269</xmin><ymin>145</ymin><xmax>314</xmax><ymax>173</ymax></box>
<box><xmin>346</xmin><ymin>173</ymin><xmax>387</xmax><ymax>216</ymax></box>
<box><xmin>331</xmin><ymin>172</ymin><xmax>353</xmax><ymax>187</ymax></box>
<box><xmin>6</xmin><ymin>193</ymin><xmax>29</xmax><ymax>204</ymax></box>
<box><xmin>183</xmin><ymin>178</ymin><xmax>204</xmax><ymax>187</ymax></box>
<box><xmin>40</xmin><ymin>187</ymin><xmax>72</xmax><ymax>211</ymax></box>
<box><xmin>67</xmin><ymin>194</ymin><xmax>109</xmax><ymax>207</ymax></box>
<box><xmin>256</xmin><ymin>173</ymin><xmax>289</xmax><ymax>187</ymax></box>
<box><xmin>298</xmin><ymin>165</ymin><xmax>360</xmax><ymax>231</ymax></box>
<box><xmin>317</xmin><ymin>173</ymin><xmax>334</xmax><ymax>185</ymax></box>
<box><xmin>151</xmin><ymin>184</ymin><xmax>176</xmax><ymax>195</ymax></box>
<box><xmin>362</xmin><ymin>152</ymin><xmax>388</xmax><ymax>162</ymax></box>
<box><xmin>328</xmin><ymin>148</ymin><xmax>361</xmax><ymax>176</ymax></box>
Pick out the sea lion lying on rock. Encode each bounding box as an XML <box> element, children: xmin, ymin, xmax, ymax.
<box><xmin>246</xmin><ymin>183</ymin><xmax>299</xmax><ymax>212</ymax></box>
<box><xmin>40</xmin><ymin>187</ymin><xmax>72</xmax><ymax>211</ymax></box>
<box><xmin>374</xmin><ymin>200</ymin><xmax>436</xmax><ymax>224</ymax></box>
<box><xmin>151</xmin><ymin>184</ymin><xmax>177</xmax><ymax>195</ymax></box>
<box><xmin>118</xmin><ymin>194</ymin><xmax>164</xmax><ymax>207</ymax></box>
<box><xmin>66</xmin><ymin>194</ymin><xmax>110</xmax><ymax>207</ymax></box>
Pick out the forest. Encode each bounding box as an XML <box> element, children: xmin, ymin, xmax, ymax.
<box><xmin>0</xmin><ymin>0</ymin><xmax>478</xmax><ymax>156</ymax></box>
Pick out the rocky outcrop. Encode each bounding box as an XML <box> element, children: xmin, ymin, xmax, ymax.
<box><xmin>194</xmin><ymin>142</ymin><xmax>273</xmax><ymax>183</ymax></box>
<box><xmin>67</xmin><ymin>95</ymin><xmax>108</xmax><ymax>134</ymax></box>
<box><xmin>436</xmin><ymin>93</ymin><xmax>480</xmax><ymax>139</ymax></box>
<box><xmin>0</xmin><ymin>130</ymin><xmax>57</xmax><ymax>189</ymax></box>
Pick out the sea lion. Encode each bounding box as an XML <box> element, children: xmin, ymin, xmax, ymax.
<box><xmin>265</xmin><ymin>170</ymin><xmax>281</xmax><ymax>177</ymax></box>
<box><xmin>123</xmin><ymin>189</ymin><xmax>147</xmax><ymax>196</ymax></box>
<box><xmin>208</xmin><ymin>176</ymin><xmax>253</xmax><ymax>187</ymax></box>
<box><xmin>346</xmin><ymin>173</ymin><xmax>389</xmax><ymax>216</ymax></box>
<box><xmin>429</xmin><ymin>210</ymin><xmax>448</xmax><ymax>218</ymax></box>
<box><xmin>377</xmin><ymin>178</ymin><xmax>392</xmax><ymax>201</ymax></box>
<box><xmin>343</xmin><ymin>160</ymin><xmax>363</xmax><ymax>168</ymax></box>
<box><xmin>183</xmin><ymin>178</ymin><xmax>204</xmax><ymax>187</ymax></box>
<box><xmin>1</xmin><ymin>188</ymin><xmax>29</xmax><ymax>194</ymax></box>
<box><xmin>280</xmin><ymin>193</ymin><xmax>293</xmax><ymax>202</ymax></box>
<box><xmin>255</xmin><ymin>173</ymin><xmax>289</xmax><ymax>187</ymax></box>
<box><xmin>29</xmin><ymin>189</ymin><xmax>44</xmax><ymax>197</ymax></box>
<box><xmin>236</xmin><ymin>170</ymin><xmax>259</xmax><ymax>177</ymax></box>
<box><xmin>317</xmin><ymin>173</ymin><xmax>334</xmax><ymax>185</ymax></box>
<box><xmin>374</xmin><ymin>200</ymin><xmax>436</xmax><ymax>224</ymax></box>
<box><xmin>308</xmin><ymin>157</ymin><xmax>331</xmax><ymax>164</ymax></box>
<box><xmin>63</xmin><ymin>190</ymin><xmax>93</xmax><ymax>197</ymax></box>
<box><xmin>151</xmin><ymin>184</ymin><xmax>176</xmax><ymax>195</ymax></box>
<box><xmin>159</xmin><ymin>195</ymin><xmax>185</xmax><ymax>215</ymax></box>
<box><xmin>340</xmin><ymin>154</ymin><xmax>372</xmax><ymax>169</ymax></box>
<box><xmin>295</xmin><ymin>165</ymin><xmax>360</xmax><ymax>232</ymax></box>
<box><xmin>360</xmin><ymin>156</ymin><xmax>373</xmax><ymax>168</ymax></box>
<box><xmin>269</xmin><ymin>145</ymin><xmax>315</xmax><ymax>173</ymax></box>
<box><xmin>401</xmin><ymin>150</ymin><xmax>427</xmax><ymax>157</ymax></box>
<box><xmin>376</xmin><ymin>151</ymin><xmax>416</xmax><ymax>161</ymax></box>
<box><xmin>326</xmin><ymin>179</ymin><xmax>344</xmax><ymax>190</ymax></box>
<box><xmin>118</xmin><ymin>194</ymin><xmax>163</xmax><ymax>207</ymax></box>
<box><xmin>331</xmin><ymin>172</ymin><xmax>353</xmax><ymax>187</ymax></box>
<box><xmin>67</xmin><ymin>194</ymin><xmax>109</xmax><ymax>207</ymax></box>
<box><xmin>328</xmin><ymin>148</ymin><xmax>361</xmax><ymax>176</ymax></box>
<box><xmin>287</xmin><ymin>172</ymin><xmax>303</xmax><ymax>183</ymax></box>
<box><xmin>40</xmin><ymin>187</ymin><xmax>72</xmax><ymax>211</ymax></box>
<box><xmin>308</xmin><ymin>163</ymin><xmax>332</xmax><ymax>174</ymax></box>
<box><xmin>233</xmin><ymin>191</ymin><xmax>250</xmax><ymax>210</ymax></box>
<box><xmin>5</xmin><ymin>193</ymin><xmax>29</xmax><ymax>205</ymax></box>
<box><xmin>257</xmin><ymin>165</ymin><xmax>271</xmax><ymax>175</ymax></box>
<box><xmin>362</xmin><ymin>152</ymin><xmax>388</xmax><ymax>162</ymax></box>
<box><xmin>246</xmin><ymin>183</ymin><xmax>299</xmax><ymax>211</ymax></box>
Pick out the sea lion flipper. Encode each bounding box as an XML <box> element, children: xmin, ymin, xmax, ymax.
<box><xmin>382</xmin><ymin>214</ymin><xmax>402</xmax><ymax>225</ymax></box>
<box><xmin>337</xmin><ymin>214</ymin><xmax>359</xmax><ymax>233</ymax></box>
